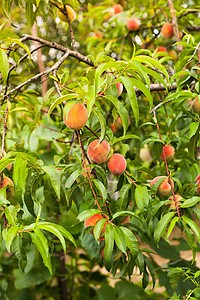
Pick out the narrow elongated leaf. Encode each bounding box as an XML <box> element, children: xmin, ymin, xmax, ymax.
<box><xmin>189</xmin><ymin>122</ymin><xmax>199</xmax><ymax>139</ymax></box>
<box><xmin>93</xmin><ymin>179</ymin><xmax>107</xmax><ymax>202</ymax></box>
<box><xmin>43</xmin><ymin>176</ymin><xmax>60</xmax><ymax>214</ymax></box>
<box><xmin>167</xmin><ymin>216</ymin><xmax>179</xmax><ymax>238</ymax></box>
<box><xmin>0</xmin><ymin>157</ymin><xmax>14</xmax><ymax>173</ymax></box>
<box><xmin>182</xmin><ymin>222</ymin><xmax>197</xmax><ymax>264</ymax></box>
<box><xmin>42</xmin><ymin>166</ymin><xmax>60</xmax><ymax>198</ymax></box>
<box><xmin>86</xmin><ymin>85</ymin><xmax>95</xmax><ymax>116</ymax></box>
<box><xmin>144</xmin><ymin>256</ymin><xmax>156</xmax><ymax>288</ymax></box>
<box><xmin>154</xmin><ymin>212</ymin><xmax>176</xmax><ymax>245</ymax></box>
<box><xmin>4</xmin><ymin>205</ymin><xmax>19</xmax><ymax>226</ymax></box>
<box><xmin>104</xmin><ymin>223</ymin><xmax>114</xmax><ymax>270</ymax></box>
<box><xmin>95</xmin><ymin>62</ymin><xmax>120</xmax><ymax>95</ymax></box>
<box><xmin>182</xmin><ymin>216</ymin><xmax>200</xmax><ymax>243</ymax></box>
<box><xmin>0</xmin><ymin>187</ymin><xmax>10</xmax><ymax>206</ymax></box>
<box><xmin>120</xmin><ymin>226</ymin><xmax>139</xmax><ymax>256</ymax></box>
<box><xmin>13</xmin><ymin>157</ymin><xmax>28</xmax><ymax>206</ymax></box>
<box><xmin>29</xmin><ymin>228</ymin><xmax>52</xmax><ymax>274</ymax></box>
<box><xmin>144</xmin><ymin>67</ymin><xmax>168</xmax><ymax>91</ymax></box>
<box><xmin>6</xmin><ymin>226</ymin><xmax>19</xmax><ymax>253</ymax></box>
<box><xmin>180</xmin><ymin>197</ymin><xmax>200</xmax><ymax>208</ymax></box>
<box><xmin>0</xmin><ymin>49</ymin><xmax>9</xmax><ymax>84</ymax></box>
<box><xmin>24</xmin><ymin>173</ymin><xmax>37</xmax><ymax>217</ymax></box>
<box><xmin>93</xmin><ymin>218</ymin><xmax>107</xmax><ymax>241</ymax></box>
<box><xmin>112</xmin><ymin>211</ymin><xmax>142</xmax><ymax>223</ymax></box>
<box><xmin>135</xmin><ymin>185</ymin><xmax>144</xmax><ymax>212</ymax></box>
<box><xmin>113</xmin><ymin>134</ymin><xmax>140</xmax><ymax>144</ymax></box>
<box><xmin>48</xmin><ymin>94</ymin><xmax>78</xmax><ymax>117</ymax></box>
<box><xmin>130</xmin><ymin>77</ymin><xmax>153</xmax><ymax>108</ymax></box>
<box><xmin>65</xmin><ymin>169</ymin><xmax>82</xmax><ymax>188</ymax></box>
<box><xmin>78</xmin><ymin>209</ymin><xmax>103</xmax><ymax>222</ymax></box>
<box><xmin>121</xmin><ymin>76</ymin><xmax>139</xmax><ymax>126</ymax></box>
<box><xmin>6</xmin><ymin>38</ymin><xmax>31</xmax><ymax>59</ymax></box>
<box><xmin>93</xmin><ymin>106</ymin><xmax>106</xmax><ymax>141</ymax></box>
<box><xmin>114</xmin><ymin>226</ymin><xmax>126</xmax><ymax>253</ymax></box>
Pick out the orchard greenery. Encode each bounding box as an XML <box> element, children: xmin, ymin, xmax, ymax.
<box><xmin>0</xmin><ymin>0</ymin><xmax>200</xmax><ymax>299</ymax></box>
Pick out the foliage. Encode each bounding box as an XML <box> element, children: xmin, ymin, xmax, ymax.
<box><xmin>0</xmin><ymin>0</ymin><xmax>200</xmax><ymax>299</ymax></box>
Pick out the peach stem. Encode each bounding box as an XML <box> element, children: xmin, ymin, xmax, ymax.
<box><xmin>154</xmin><ymin>111</ymin><xmax>180</xmax><ymax>218</ymax></box>
<box><xmin>77</xmin><ymin>130</ymin><xmax>102</xmax><ymax>210</ymax></box>
<box><xmin>125</xmin><ymin>170</ymin><xmax>137</xmax><ymax>186</ymax></box>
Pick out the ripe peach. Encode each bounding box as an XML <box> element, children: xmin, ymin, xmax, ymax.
<box><xmin>94</xmin><ymin>31</ymin><xmax>103</xmax><ymax>38</ymax></box>
<box><xmin>167</xmin><ymin>194</ymin><xmax>182</xmax><ymax>208</ymax></box>
<box><xmin>121</xmin><ymin>216</ymin><xmax>130</xmax><ymax>225</ymax></box>
<box><xmin>0</xmin><ymin>176</ymin><xmax>14</xmax><ymax>199</ymax></box>
<box><xmin>57</xmin><ymin>5</ymin><xmax>76</xmax><ymax>23</ymax></box>
<box><xmin>116</xmin><ymin>82</ymin><xmax>123</xmax><ymax>97</ymax></box>
<box><xmin>191</xmin><ymin>97</ymin><xmax>200</xmax><ymax>114</ymax></box>
<box><xmin>160</xmin><ymin>145</ymin><xmax>175</xmax><ymax>161</ymax></box>
<box><xmin>161</xmin><ymin>23</ymin><xmax>174</xmax><ymax>38</ymax></box>
<box><xmin>112</xmin><ymin>4</ymin><xmax>123</xmax><ymax>14</ymax></box>
<box><xmin>87</xmin><ymin>139</ymin><xmax>110</xmax><ymax>164</ymax></box>
<box><xmin>151</xmin><ymin>176</ymin><xmax>174</xmax><ymax>197</ymax></box>
<box><xmin>64</xmin><ymin>103</ymin><xmax>88</xmax><ymax>130</ymax></box>
<box><xmin>196</xmin><ymin>179</ymin><xmax>200</xmax><ymax>195</ymax></box>
<box><xmin>126</xmin><ymin>17</ymin><xmax>140</xmax><ymax>31</ymax></box>
<box><xmin>195</xmin><ymin>174</ymin><xmax>200</xmax><ymax>182</ymax></box>
<box><xmin>84</xmin><ymin>214</ymin><xmax>107</xmax><ymax>236</ymax></box>
<box><xmin>156</xmin><ymin>46</ymin><xmax>167</xmax><ymax>53</ymax></box>
<box><xmin>108</xmin><ymin>153</ymin><xmax>126</xmax><ymax>176</ymax></box>
<box><xmin>110</xmin><ymin>116</ymin><xmax>122</xmax><ymax>132</ymax></box>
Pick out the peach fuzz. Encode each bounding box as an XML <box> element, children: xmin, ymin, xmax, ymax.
<box><xmin>116</xmin><ymin>82</ymin><xmax>123</xmax><ymax>96</ymax></box>
<box><xmin>87</xmin><ymin>139</ymin><xmax>110</xmax><ymax>164</ymax></box>
<box><xmin>84</xmin><ymin>214</ymin><xmax>107</xmax><ymax>236</ymax></box>
<box><xmin>167</xmin><ymin>194</ymin><xmax>182</xmax><ymax>208</ymax></box>
<box><xmin>160</xmin><ymin>145</ymin><xmax>175</xmax><ymax>161</ymax></box>
<box><xmin>57</xmin><ymin>5</ymin><xmax>76</xmax><ymax>23</ymax></box>
<box><xmin>64</xmin><ymin>103</ymin><xmax>88</xmax><ymax>130</ymax></box>
<box><xmin>151</xmin><ymin>176</ymin><xmax>174</xmax><ymax>197</ymax></box>
<box><xmin>161</xmin><ymin>23</ymin><xmax>173</xmax><ymax>38</ymax></box>
<box><xmin>112</xmin><ymin>4</ymin><xmax>123</xmax><ymax>14</ymax></box>
<box><xmin>191</xmin><ymin>97</ymin><xmax>200</xmax><ymax>114</ymax></box>
<box><xmin>108</xmin><ymin>153</ymin><xmax>126</xmax><ymax>176</ymax></box>
<box><xmin>126</xmin><ymin>17</ymin><xmax>140</xmax><ymax>31</ymax></box>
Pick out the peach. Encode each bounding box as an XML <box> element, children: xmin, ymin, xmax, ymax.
<box><xmin>116</xmin><ymin>82</ymin><xmax>123</xmax><ymax>96</ymax></box>
<box><xmin>64</xmin><ymin>103</ymin><xmax>88</xmax><ymax>130</ymax></box>
<box><xmin>191</xmin><ymin>97</ymin><xmax>200</xmax><ymax>114</ymax></box>
<box><xmin>195</xmin><ymin>174</ymin><xmax>200</xmax><ymax>182</ymax></box>
<box><xmin>151</xmin><ymin>176</ymin><xmax>174</xmax><ymax>197</ymax></box>
<box><xmin>139</xmin><ymin>145</ymin><xmax>151</xmax><ymax>162</ymax></box>
<box><xmin>82</xmin><ymin>166</ymin><xmax>94</xmax><ymax>179</ymax></box>
<box><xmin>167</xmin><ymin>194</ymin><xmax>182</xmax><ymax>209</ymax></box>
<box><xmin>160</xmin><ymin>145</ymin><xmax>175</xmax><ymax>161</ymax></box>
<box><xmin>168</xmin><ymin>49</ymin><xmax>178</xmax><ymax>60</ymax></box>
<box><xmin>161</xmin><ymin>23</ymin><xmax>174</xmax><ymax>38</ymax></box>
<box><xmin>0</xmin><ymin>176</ymin><xmax>14</xmax><ymax>199</ymax></box>
<box><xmin>87</xmin><ymin>139</ymin><xmax>110</xmax><ymax>164</ymax></box>
<box><xmin>112</xmin><ymin>4</ymin><xmax>123</xmax><ymax>14</ymax></box>
<box><xmin>57</xmin><ymin>5</ymin><xmax>76</xmax><ymax>23</ymax></box>
<box><xmin>84</xmin><ymin>214</ymin><xmax>107</xmax><ymax>236</ymax></box>
<box><xmin>110</xmin><ymin>116</ymin><xmax>122</xmax><ymax>132</ymax></box>
<box><xmin>94</xmin><ymin>31</ymin><xmax>103</xmax><ymax>38</ymax></box>
<box><xmin>121</xmin><ymin>216</ymin><xmax>130</xmax><ymax>225</ymax></box>
<box><xmin>108</xmin><ymin>153</ymin><xmax>126</xmax><ymax>176</ymax></box>
<box><xmin>126</xmin><ymin>17</ymin><xmax>140</xmax><ymax>31</ymax></box>
<box><xmin>196</xmin><ymin>180</ymin><xmax>200</xmax><ymax>195</ymax></box>
<box><xmin>156</xmin><ymin>46</ymin><xmax>167</xmax><ymax>53</ymax></box>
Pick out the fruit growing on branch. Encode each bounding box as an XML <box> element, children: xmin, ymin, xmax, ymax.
<box><xmin>64</xmin><ymin>103</ymin><xmax>88</xmax><ymax>130</ymax></box>
<box><xmin>161</xmin><ymin>22</ymin><xmax>174</xmax><ymax>38</ymax></box>
<box><xmin>126</xmin><ymin>17</ymin><xmax>141</xmax><ymax>31</ymax></box>
<box><xmin>167</xmin><ymin>194</ymin><xmax>182</xmax><ymax>208</ymax></box>
<box><xmin>112</xmin><ymin>4</ymin><xmax>123</xmax><ymax>14</ymax></box>
<box><xmin>108</xmin><ymin>153</ymin><xmax>126</xmax><ymax>176</ymax></box>
<box><xmin>57</xmin><ymin>5</ymin><xmax>76</xmax><ymax>23</ymax></box>
<box><xmin>87</xmin><ymin>139</ymin><xmax>111</xmax><ymax>163</ymax></box>
<box><xmin>151</xmin><ymin>176</ymin><xmax>174</xmax><ymax>196</ymax></box>
<box><xmin>116</xmin><ymin>82</ymin><xmax>123</xmax><ymax>96</ymax></box>
<box><xmin>84</xmin><ymin>214</ymin><xmax>107</xmax><ymax>236</ymax></box>
<box><xmin>160</xmin><ymin>145</ymin><xmax>175</xmax><ymax>161</ymax></box>
<box><xmin>191</xmin><ymin>97</ymin><xmax>200</xmax><ymax>114</ymax></box>
<box><xmin>0</xmin><ymin>176</ymin><xmax>14</xmax><ymax>199</ymax></box>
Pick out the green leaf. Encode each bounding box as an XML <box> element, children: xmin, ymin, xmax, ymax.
<box><xmin>0</xmin><ymin>49</ymin><xmax>9</xmax><ymax>84</ymax></box>
<box><xmin>120</xmin><ymin>226</ymin><xmax>139</xmax><ymax>256</ymax></box>
<box><xmin>144</xmin><ymin>67</ymin><xmax>168</xmax><ymax>91</ymax></box>
<box><xmin>130</xmin><ymin>77</ymin><xmax>153</xmax><ymax>108</ymax></box>
<box><xmin>182</xmin><ymin>216</ymin><xmax>200</xmax><ymax>243</ymax></box>
<box><xmin>5</xmin><ymin>226</ymin><xmax>19</xmax><ymax>253</ymax></box>
<box><xmin>6</xmin><ymin>38</ymin><xmax>31</xmax><ymax>59</ymax></box>
<box><xmin>102</xmin><ymin>95</ymin><xmax>129</xmax><ymax>135</ymax></box>
<box><xmin>42</xmin><ymin>166</ymin><xmax>60</xmax><ymax>198</ymax></box>
<box><xmin>167</xmin><ymin>217</ymin><xmax>179</xmax><ymax>238</ymax></box>
<box><xmin>48</xmin><ymin>94</ymin><xmax>78</xmax><ymax>117</ymax></box>
<box><xmin>0</xmin><ymin>187</ymin><xmax>10</xmax><ymax>206</ymax></box>
<box><xmin>113</xmin><ymin>134</ymin><xmax>140</xmax><ymax>144</ymax></box>
<box><xmin>0</xmin><ymin>157</ymin><xmax>14</xmax><ymax>173</ymax></box>
<box><xmin>65</xmin><ymin>169</ymin><xmax>82</xmax><ymax>188</ymax></box>
<box><xmin>95</xmin><ymin>62</ymin><xmax>120</xmax><ymax>95</ymax></box>
<box><xmin>180</xmin><ymin>197</ymin><xmax>200</xmax><ymax>208</ymax></box>
<box><xmin>4</xmin><ymin>205</ymin><xmax>19</xmax><ymax>226</ymax></box>
<box><xmin>26</xmin><ymin>2</ymin><xmax>35</xmax><ymax>27</ymax></box>
<box><xmin>182</xmin><ymin>222</ymin><xmax>197</xmax><ymax>264</ymax></box>
<box><xmin>93</xmin><ymin>218</ymin><xmax>107</xmax><ymax>241</ymax></box>
<box><xmin>86</xmin><ymin>85</ymin><xmax>95</xmax><ymax>116</ymax></box>
<box><xmin>114</xmin><ymin>226</ymin><xmax>126</xmax><ymax>253</ymax></box>
<box><xmin>93</xmin><ymin>105</ymin><xmax>106</xmax><ymax>141</ymax></box>
<box><xmin>189</xmin><ymin>122</ymin><xmax>199</xmax><ymax>139</ymax></box>
<box><xmin>135</xmin><ymin>185</ymin><xmax>149</xmax><ymax>212</ymax></box>
<box><xmin>154</xmin><ymin>212</ymin><xmax>176</xmax><ymax>245</ymax></box>
<box><xmin>77</xmin><ymin>209</ymin><xmax>103</xmax><ymax>222</ymax></box>
<box><xmin>121</xmin><ymin>77</ymin><xmax>139</xmax><ymax>126</ymax></box>
<box><xmin>104</xmin><ymin>223</ymin><xmax>114</xmax><ymax>270</ymax></box>
<box><xmin>93</xmin><ymin>179</ymin><xmax>107</xmax><ymax>202</ymax></box>
<box><xmin>43</xmin><ymin>176</ymin><xmax>60</xmax><ymax>215</ymax></box>
<box><xmin>29</xmin><ymin>228</ymin><xmax>52</xmax><ymax>274</ymax></box>
<box><xmin>112</xmin><ymin>211</ymin><xmax>142</xmax><ymax>223</ymax></box>
<box><xmin>13</xmin><ymin>156</ymin><xmax>28</xmax><ymax>206</ymax></box>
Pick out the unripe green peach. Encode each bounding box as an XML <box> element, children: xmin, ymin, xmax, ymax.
<box><xmin>161</xmin><ymin>23</ymin><xmax>174</xmax><ymax>38</ymax></box>
<box><xmin>151</xmin><ymin>176</ymin><xmax>174</xmax><ymax>197</ymax></box>
<box><xmin>108</xmin><ymin>153</ymin><xmax>126</xmax><ymax>176</ymax></box>
<box><xmin>87</xmin><ymin>139</ymin><xmax>110</xmax><ymax>164</ymax></box>
<box><xmin>57</xmin><ymin>5</ymin><xmax>76</xmax><ymax>23</ymax></box>
<box><xmin>64</xmin><ymin>103</ymin><xmax>88</xmax><ymax>130</ymax></box>
<box><xmin>160</xmin><ymin>145</ymin><xmax>175</xmax><ymax>161</ymax></box>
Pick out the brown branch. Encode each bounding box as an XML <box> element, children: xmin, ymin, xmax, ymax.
<box><xmin>167</xmin><ymin>0</ymin><xmax>183</xmax><ymax>54</ymax></box>
<box><xmin>52</xmin><ymin>70</ymin><xmax>63</xmax><ymax>98</ymax></box>
<box><xmin>185</xmin><ymin>26</ymin><xmax>200</xmax><ymax>32</ymax></box>
<box><xmin>178</xmin><ymin>10</ymin><xmax>200</xmax><ymax>18</ymax></box>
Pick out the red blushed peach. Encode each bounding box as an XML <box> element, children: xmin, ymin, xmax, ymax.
<box><xmin>108</xmin><ymin>153</ymin><xmax>126</xmax><ymax>176</ymax></box>
<box><xmin>151</xmin><ymin>176</ymin><xmax>174</xmax><ymax>197</ymax></box>
<box><xmin>126</xmin><ymin>17</ymin><xmax>140</xmax><ymax>31</ymax></box>
<box><xmin>160</xmin><ymin>145</ymin><xmax>175</xmax><ymax>161</ymax></box>
<box><xmin>116</xmin><ymin>82</ymin><xmax>123</xmax><ymax>97</ymax></box>
<box><xmin>167</xmin><ymin>194</ymin><xmax>182</xmax><ymax>209</ymax></box>
<box><xmin>64</xmin><ymin>103</ymin><xmax>88</xmax><ymax>130</ymax></box>
<box><xmin>196</xmin><ymin>180</ymin><xmax>200</xmax><ymax>195</ymax></box>
<box><xmin>156</xmin><ymin>46</ymin><xmax>167</xmax><ymax>53</ymax></box>
<box><xmin>191</xmin><ymin>97</ymin><xmax>200</xmax><ymax>114</ymax></box>
<box><xmin>112</xmin><ymin>4</ymin><xmax>123</xmax><ymax>14</ymax></box>
<box><xmin>94</xmin><ymin>31</ymin><xmax>103</xmax><ymax>38</ymax></box>
<box><xmin>84</xmin><ymin>214</ymin><xmax>107</xmax><ymax>236</ymax></box>
<box><xmin>110</xmin><ymin>116</ymin><xmax>122</xmax><ymax>132</ymax></box>
<box><xmin>87</xmin><ymin>139</ymin><xmax>110</xmax><ymax>164</ymax></box>
<box><xmin>161</xmin><ymin>23</ymin><xmax>174</xmax><ymax>38</ymax></box>
<box><xmin>0</xmin><ymin>176</ymin><xmax>14</xmax><ymax>199</ymax></box>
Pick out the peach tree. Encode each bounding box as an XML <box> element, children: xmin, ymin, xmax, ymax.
<box><xmin>0</xmin><ymin>0</ymin><xmax>200</xmax><ymax>299</ymax></box>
